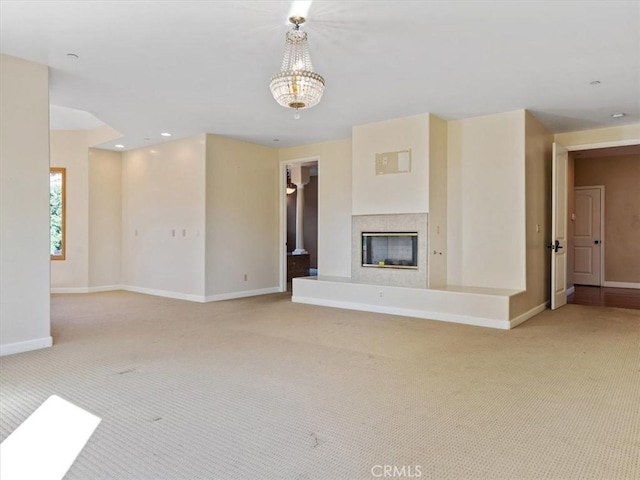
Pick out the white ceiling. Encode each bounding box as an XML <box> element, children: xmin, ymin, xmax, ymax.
<box><xmin>1</xmin><ymin>1</ymin><xmax>639</xmax><ymax>150</ymax></box>
<box><xmin>49</xmin><ymin>105</ymin><xmax>105</xmax><ymax>130</ymax></box>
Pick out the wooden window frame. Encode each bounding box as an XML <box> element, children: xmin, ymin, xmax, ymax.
<box><xmin>50</xmin><ymin>167</ymin><xmax>66</xmax><ymax>261</ymax></box>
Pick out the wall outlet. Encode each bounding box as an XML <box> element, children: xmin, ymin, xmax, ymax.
<box><xmin>379</xmin><ymin>291</ymin><xmax>383</xmax><ymax>298</ymax></box>
<box><xmin>182</xmin><ymin>229</ymin><xmax>186</xmax><ymax>237</ymax></box>
<box><xmin>171</xmin><ymin>229</ymin><xmax>175</xmax><ymax>237</ymax></box>
<box><xmin>244</xmin><ymin>274</ymin><xmax>248</xmax><ymax>281</ymax></box>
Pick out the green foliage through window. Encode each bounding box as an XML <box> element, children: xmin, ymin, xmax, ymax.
<box><xmin>50</xmin><ymin>169</ymin><xmax>65</xmax><ymax>259</ymax></box>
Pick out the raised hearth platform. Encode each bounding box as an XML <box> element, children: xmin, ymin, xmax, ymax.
<box><xmin>292</xmin><ymin>276</ymin><xmax>544</xmax><ymax>330</ymax></box>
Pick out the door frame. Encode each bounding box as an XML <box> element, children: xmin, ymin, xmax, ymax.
<box><xmin>278</xmin><ymin>156</ymin><xmax>320</xmax><ymax>292</ymax></box>
<box><xmin>562</xmin><ymin>138</ymin><xmax>640</xmax><ymax>296</ymax></box>
<box><xmin>573</xmin><ymin>185</ymin><xmax>605</xmax><ymax>287</ymax></box>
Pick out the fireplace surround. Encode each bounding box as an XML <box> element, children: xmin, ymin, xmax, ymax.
<box><xmin>352</xmin><ymin>213</ymin><xmax>428</xmax><ymax>288</ymax></box>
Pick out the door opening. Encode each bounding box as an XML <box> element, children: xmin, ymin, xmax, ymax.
<box><xmin>279</xmin><ymin>158</ymin><xmax>319</xmax><ymax>292</ymax></box>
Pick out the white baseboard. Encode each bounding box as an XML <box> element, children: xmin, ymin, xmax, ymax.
<box><xmin>566</xmin><ymin>286</ymin><xmax>575</xmax><ymax>296</ymax></box>
<box><xmin>121</xmin><ymin>285</ymin><xmax>206</xmax><ymax>303</ymax></box>
<box><xmin>205</xmin><ymin>287</ymin><xmax>281</xmax><ymax>302</ymax></box>
<box><xmin>603</xmin><ymin>281</ymin><xmax>640</xmax><ymax>289</ymax></box>
<box><xmin>510</xmin><ymin>302</ymin><xmax>548</xmax><ymax>329</ymax></box>
<box><xmin>51</xmin><ymin>285</ymin><xmax>123</xmax><ymax>294</ymax></box>
<box><xmin>88</xmin><ymin>285</ymin><xmax>123</xmax><ymax>293</ymax></box>
<box><xmin>1</xmin><ymin>336</ymin><xmax>53</xmax><ymax>356</ymax></box>
<box><xmin>51</xmin><ymin>287</ymin><xmax>89</xmax><ymax>294</ymax></box>
<box><xmin>51</xmin><ymin>284</ymin><xmax>281</xmax><ymax>303</ymax></box>
<box><xmin>292</xmin><ymin>296</ymin><xmax>511</xmax><ymax>330</ymax></box>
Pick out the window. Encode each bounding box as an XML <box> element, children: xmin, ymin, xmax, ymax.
<box><xmin>50</xmin><ymin>168</ymin><xmax>66</xmax><ymax>260</ymax></box>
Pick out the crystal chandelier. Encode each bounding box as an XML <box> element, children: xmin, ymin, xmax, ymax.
<box><xmin>269</xmin><ymin>16</ymin><xmax>325</xmax><ymax>116</ymax></box>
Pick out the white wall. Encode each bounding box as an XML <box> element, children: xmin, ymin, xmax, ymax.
<box><xmin>0</xmin><ymin>54</ymin><xmax>52</xmax><ymax>355</ymax></box>
<box><xmin>279</xmin><ymin>139</ymin><xmax>352</xmax><ymax>277</ymax></box>
<box><xmin>447</xmin><ymin>110</ymin><xmax>527</xmax><ymax>290</ymax></box>
<box><xmin>121</xmin><ymin>135</ymin><xmax>206</xmax><ymax>299</ymax></box>
<box><xmin>352</xmin><ymin>114</ymin><xmax>430</xmax><ymax>215</ymax></box>
<box><xmin>88</xmin><ymin>148</ymin><xmax>122</xmax><ymax>288</ymax></box>
<box><xmin>50</xmin><ymin>130</ymin><xmax>90</xmax><ymax>289</ymax></box>
<box><xmin>205</xmin><ymin>135</ymin><xmax>279</xmax><ymax>298</ymax></box>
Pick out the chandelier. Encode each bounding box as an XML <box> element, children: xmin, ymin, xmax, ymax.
<box><xmin>269</xmin><ymin>16</ymin><xmax>325</xmax><ymax>117</ymax></box>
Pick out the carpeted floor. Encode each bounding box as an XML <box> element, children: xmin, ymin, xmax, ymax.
<box><xmin>1</xmin><ymin>291</ymin><xmax>639</xmax><ymax>480</ymax></box>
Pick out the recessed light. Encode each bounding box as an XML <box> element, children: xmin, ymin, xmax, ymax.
<box><xmin>160</xmin><ymin>132</ymin><xmax>172</xmax><ymax>137</ymax></box>
<box><xmin>589</xmin><ymin>80</ymin><xmax>601</xmax><ymax>85</ymax></box>
<box><xmin>115</xmin><ymin>144</ymin><xmax>124</xmax><ymax>148</ymax></box>
<box><xmin>273</xmin><ymin>139</ymin><xmax>280</xmax><ymax>142</ymax></box>
<box><xmin>66</xmin><ymin>53</ymin><xmax>79</xmax><ymax>59</ymax></box>
<box><xmin>611</xmin><ymin>113</ymin><xmax>626</xmax><ymax>118</ymax></box>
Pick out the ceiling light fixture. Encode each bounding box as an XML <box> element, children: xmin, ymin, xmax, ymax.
<box><xmin>269</xmin><ymin>16</ymin><xmax>325</xmax><ymax>118</ymax></box>
<box><xmin>589</xmin><ymin>80</ymin><xmax>601</xmax><ymax>85</ymax></box>
<box><xmin>611</xmin><ymin>112</ymin><xmax>626</xmax><ymax>118</ymax></box>
<box><xmin>66</xmin><ymin>53</ymin><xmax>79</xmax><ymax>59</ymax></box>
<box><xmin>115</xmin><ymin>144</ymin><xmax>124</xmax><ymax>148</ymax></box>
<box><xmin>161</xmin><ymin>132</ymin><xmax>172</xmax><ymax>137</ymax></box>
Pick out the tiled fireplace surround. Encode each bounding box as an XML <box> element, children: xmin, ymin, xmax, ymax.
<box><xmin>352</xmin><ymin>213</ymin><xmax>428</xmax><ymax>288</ymax></box>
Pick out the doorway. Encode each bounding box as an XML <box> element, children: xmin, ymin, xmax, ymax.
<box><xmin>279</xmin><ymin>158</ymin><xmax>319</xmax><ymax>292</ymax></box>
<box><xmin>565</xmin><ymin>143</ymin><xmax>640</xmax><ymax>307</ymax></box>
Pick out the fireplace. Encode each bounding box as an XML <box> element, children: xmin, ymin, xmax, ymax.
<box><xmin>362</xmin><ymin>232</ymin><xmax>418</xmax><ymax>269</ymax></box>
<box><xmin>352</xmin><ymin>214</ymin><xmax>428</xmax><ymax>288</ymax></box>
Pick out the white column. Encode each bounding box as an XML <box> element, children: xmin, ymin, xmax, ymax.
<box><xmin>293</xmin><ymin>183</ymin><xmax>307</xmax><ymax>254</ymax></box>
<box><xmin>289</xmin><ymin>165</ymin><xmax>310</xmax><ymax>255</ymax></box>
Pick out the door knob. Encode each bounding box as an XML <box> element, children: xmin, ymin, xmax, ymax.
<box><xmin>594</xmin><ymin>240</ymin><xmax>600</xmax><ymax>244</ymax></box>
<box><xmin>547</xmin><ymin>240</ymin><xmax>563</xmax><ymax>252</ymax></box>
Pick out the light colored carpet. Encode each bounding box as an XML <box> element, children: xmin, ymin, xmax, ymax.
<box><xmin>1</xmin><ymin>291</ymin><xmax>639</xmax><ymax>480</ymax></box>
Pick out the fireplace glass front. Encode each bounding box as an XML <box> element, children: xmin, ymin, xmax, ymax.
<box><xmin>362</xmin><ymin>232</ymin><xmax>418</xmax><ymax>269</ymax></box>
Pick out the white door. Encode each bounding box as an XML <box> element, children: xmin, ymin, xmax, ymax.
<box><xmin>573</xmin><ymin>187</ymin><xmax>603</xmax><ymax>286</ymax></box>
<box><xmin>551</xmin><ymin>143</ymin><xmax>568</xmax><ymax>310</ymax></box>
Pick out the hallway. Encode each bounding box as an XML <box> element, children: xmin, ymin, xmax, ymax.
<box><xmin>568</xmin><ymin>286</ymin><xmax>640</xmax><ymax>310</ymax></box>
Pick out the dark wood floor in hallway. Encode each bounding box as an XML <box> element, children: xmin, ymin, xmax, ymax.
<box><xmin>568</xmin><ymin>285</ymin><xmax>640</xmax><ymax>310</ymax></box>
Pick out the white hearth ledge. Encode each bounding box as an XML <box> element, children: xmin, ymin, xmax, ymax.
<box><xmin>292</xmin><ymin>276</ymin><xmax>527</xmax><ymax>330</ymax></box>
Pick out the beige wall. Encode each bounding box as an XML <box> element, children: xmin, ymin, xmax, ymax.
<box><xmin>511</xmin><ymin>112</ymin><xmax>553</xmax><ymax>316</ymax></box>
<box><xmin>574</xmin><ymin>154</ymin><xmax>640</xmax><ymax>284</ymax></box>
<box><xmin>279</xmin><ymin>138</ymin><xmax>352</xmax><ymax>277</ymax></box>
<box><xmin>205</xmin><ymin>135</ymin><xmax>279</xmax><ymax>297</ymax></box>
<box><xmin>447</xmin><ymin>110</ymin><xmax>527</xmax><ymax>290</ymax></box>
<box><xmin>89</xmin><ymin>148</ymin><xmax>122</xmax><ymax>288</ymax></box>
<box><xmin>50</xmin><ymin>130</ymin><xmax>90</xmax><ymax>289</ymax></box>
<box><xmin>427</xmin><ymin>114</ymin><xmax>448</xmax><ymax>287</ymax></box>
<box><xmin>555</xmin><ymin>124</ymin><xmax>640</xmax><ymax>147</ymax></box>
<box><xmin>121</xmin><ymin>135</ymin><xmax>206</xmax><ymax>298</ymax></box>
<box><xmin>0</xmin><ymin>54</ymin><xmax>51</xmax><ymax>354</ymax></box>
<box><xmin>352</xmin><ymin>114</ymin><xmax>430</xmax><ymax>215</ymax></box>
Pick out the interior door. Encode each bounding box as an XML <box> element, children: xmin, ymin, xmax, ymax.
<box><xmin>573</xmin><ymin>187</ymin><xmax>602</xmax><ymax>286</ymax></box>
<box><xmin>550</xmin><ymin>143</ymin><xmax>568</xmax><ymax>309</ymax></box>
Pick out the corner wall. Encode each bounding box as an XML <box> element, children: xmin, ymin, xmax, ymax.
<box><xmin>510</xmin><ymin>112</ymin><xmax>553</xmax><ymax>318</ymax></box>
<box><xmin>205</xmin><ymin>135</ymin><xmax>279</xmax><ymax>299</ymax></box>
<box><xmin>0</xmin><ymin>54</ymin><xmax>52</xmax><ymax>355</ymax></box>
<box><xmin>428</xmin><ymin>114</ymin><xmax>448</xmax><ymax>287</ymax></box>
